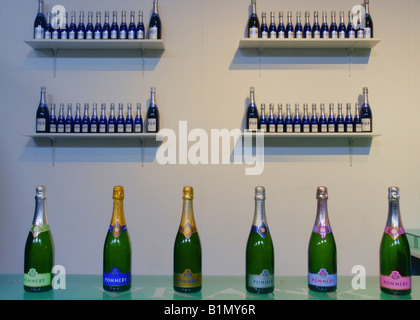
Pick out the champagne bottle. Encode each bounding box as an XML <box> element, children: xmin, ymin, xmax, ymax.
<box><xmin>260</xmin><ymin>12</ymin><xmax>268</xmax><ymax>39</ymax></box>
<box><xmin>361</xmin><ymin>87</ymin><xmax>372</xmax><ymax>132</ymax></box>
<box><xmin>246</xmin><ymin>186</ymin><xmax>274</xmax><ymax>294</ymax></box>
<box><xmin>149</xmin><ymin>0</ymin><xmax>162</xmax><ymax>40</ymax></box>
<box><xmin>173</xmin><ymin>186</ymin><xmax>202</xmax><ymax>293</ymax></box>
<box><xmin>49</xmin><ymin>103</ymin><xmax>57</xmax><ymax>133</ymax></box>
<box><xmin>308</xmin><ymin>186</ymin><xmax>337</xmax><ymax>292</ymax></box>
<box><xmin>379</xmin><ymin>187</ymin><xmax>411</xmax><ymax>296</ymax></box>
<box><xmin>33</xmin><ymin>0</ymin><xmax>46</xmax><ymax>39</ymax></box>
<box><xmin>103</xmin><ymin>186</ymin><xmax>131</xmax><ymax>292</ymax></box>
<box><xmin>146</xmin><ymin>87</ymin><xmax>160</xmax><ymax>133</ymax></box>
<box><xmin>259</xmin><ymin>103</ymin><xmax>267</xmax><ymax>132</ymax></box>
<box><xmin>24</xmin><ymin>186</ymin><xmax>54</xmax><ymax>292</ymax></box>
<box><xmin>247</xmin><ymin>0</ymin><xmax>259</xmax><ymax>38</ymax></box>
<box><xmin>36</xmin><ymin>86</ymin><xmax>49</xmax><ymax>133</ymax></box>
<box><xmin>364</xmin><ymin>0</ymin><xmax>373</xmax><ymax>38</ymax></box>
<box><xmin>246</xmin><ymin>87</ymin><xmax>259</xmax><ymax>131</ymax></box>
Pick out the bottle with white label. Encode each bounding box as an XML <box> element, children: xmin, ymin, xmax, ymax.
<box><xmin>73</xmin><ymin>104</ymin><xmax>82</xmax><ymax>133</ymax></box>
<box><xmin>360</xmin><ymin>87</ymin><xmax>372</xmax><ymax>132</ymax></box>
<box><xmin>260</xmin><ymin>12</ymin><xmax>268</xmax><ymax>39</ymax></box>
<box><xmin>246</xmin><ymin>186</ymin><xmax>274</xmax><ymax>294</ymax></box>
<box><xmin>318</xmin><ymin>104</ymin><xmax>327</xmax><ymax>133</ymax></box>
<box><xmin>277</xmin><ymin>12</ymin><xmax>285</xmax><ymax>39</ymax></box>
<box><xmin>320</xmin><ymin>11</ymin><xmax>329</xmax><ymax>38</ymax></box>
<box><xmin>137</xmin><ymin>11</ymin><xmax>145</xmax><ymax>39</ymax></box>
<box><xmin>364</xmin><ymin>0</ymin><xmax>373</xmax><ymax>38</ymax></box>
<box><xmin>338</xmin><ymin>11</ymin><xmax>346</xmax><ymax>39</ymax></box>
<box><xmin>128</xmin><ymin>11</ymin><xmax>136</xmax><ymax>40</ymax></box>
<box><xmin>90</xmin><ymin>104</ymin><xmax>99</xmax><ymax>133</ymax></box>
<box><xmin>68</xmin><ymin>11</ymin><xmax>77</xmax><ymax>40</ymax></box>
<box><xmin>61</xmin><ymin>12</ymin><xmax>69</xmax><ymax>40</ymax></box>
<box><xmin>117</xmin><ymin>103</ymin><xmax>125</xmax><ymax>133</ymax></box>
<box><xmin>285</xmin><ymin>11</ymin><xmax>294</xmax><ymax>38</ymax></box>
<box><xmin>308</xmin><ymin>186</ymin><xmax>337</xmax><ymax>293</ymax></box>
<box><xmin>327</xmin><ymin>103</ymin><xmax>336</xmax><ymax>133</ymax></box>
<box><xmin>57</xmin><ymin>104</ymin><xmax>65</xmax><ymax>133</ymax></box>
<box><xmin>268</xmin><ymin>12</ymin><xmax>277</xmax><ymax>38</ymax></box>
<box><xmin>329</xmin><ymin>11</ymin><xmax>338</xmax><ymax>39</ymax></box>
<box><xmin>336</xmin><ymin>103</ymin><xmax>345</xmax><ymax>133</ymax></box>
<box><xmin>353</xmin><ymin>103</ymin><xmax>362</xmax><ymax>132</ymax></box>
<box><xmin>99</xmin><ymin>104</ymin><xmax>108</xmax><ymax>133</ymax></box>
<box><xmin>94</xmin><ymin>12</ymin><xmax>102</xmax><ymax>40</ymax></box>
<box><xmin>293</xmin><ymin>104</ymin><xmax>302</xmax><ymax>133</ymax></box>
<box><xmin>344</xmin><ymin>103</ymin><xmax>353</xmax><ymax>133</ymax></box>
<box><xmin>36</xmin><ymin>86</ymin><xmax>49</xmax><ymax>133</ymax></box>
<box><xmin>119</xmin><ymin>11</ymin><xmax>128</xmax><ymax>40</ymax></box>
<box><xmin>77</xmin><ymin>11</ymin><xmax>86</xmax><ymax>40</ymax></box>
<box><xmin>44</xmin><ymin>12</ymin><xmax>52</xmax><ymax>39</ymax></box>
<box><xmin>268</xmin><ymin>104</ymin><xmax>276</xmax><ymax>133</ymax></box>
<box><xmin>149</xmin><ymin>0</ymin><xmax>162</xmax><ymax>39</ymax></box>
<box><xmin>125</xmin><ymin>103</ymin><xmax>134</xmax><ymax>133</ymax></box>
<box><xmin>248</xmin><ymin>0</ymin><xmax>259</xmax><ymax>38</ymax></box>
<box><xmin>276</xmin><ymin>104</ymin><xmax>284</xmax><ymax>132</ymax></box>
<box><xmin>49</xmin><ymin>104</ymin><xmax>57</xmax><ymax>133</ymax></box>
<box><xmin>259</xmin><ymin>104</ymin><xmax>267</xmax><ymax>132</ymax></box>
<box><xmin>134</xmin><ymin>103</ymin><xmax>143</xmax><ymax>133</ymax></box>
<box><xmin>294</xmin><ymin>11</ymin><xmax>303</xmax><ymax>39</ymax></box>
<box><xmin>33</xmin><ymin>0</ymin><xmax>46</xmax><ymax>39</ymax></box>
<box><xmin>108</xmin><ymin>104</ymin><xmax>117</xmax><ymax>133</ymax></box>
<box><xmin>380</xmin><ymin>187</ymin><xmax>411</xmax><ymax>296</ymax></box>
<box><xmin>110</xmin><ymin>10</ymin><xmax>119</xmax><ymax>40</ymax></box>
<box><xmin>246</xmin><ymin>87</ymin><xmax>259</xmax><ymax>131</ymax></box>
<box><xmin>310</xmin><ymin>104</ymin><xmax>319</xmax><ymax>133</ymax></box>
<box><xmin>65</xmin><ymin>104</ymin><xmax>73</xmax><ymax>133</ymax></box>
<box><xmin>146</xmin><ymin>87</ymin><xmax>160</xmax><ymax>133</ymax></box>
<box><xmin>347</xmin><ymin>11</ymin><xmax>356</xmax><ymax>39</ymax></box>
<box><xmin>356</xmin><ymin>10</ymin><xmax>364</xmax><ymax>38</ymax></box>
<box><xmin>285</xmin><ymin>104</ymin><xmax>293</xmax><ymax>133</ymax></box>
<box><xmin>302</xmin><ymin>104</ymin><xmax>310</xmax><ymax>133</ymax></box>
<box><xmin>312</xmin><ymin>11</ymin><xmax>320</xmax><ymax>39</ymax></box>
<box><xmin>102</xmin><ymin>11</ymin><xmax>110</xmax><ymax>40</ymax></box>
<box><xmin>303</xmin><ymin>11</ymin><xmax>312</xmax><ymax>38</ymax></box>
<box><xmin>81</xmin><ymin>103</ymin><xmax>91</xmax><ymax>133</ymax></box>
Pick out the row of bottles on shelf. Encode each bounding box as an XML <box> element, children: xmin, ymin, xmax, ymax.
<box><xmin>35</xmin><ymin>87</ymin><xmax>160</xmax><ymax>134</ymax></box>
<box><xmin>24</xmin><ymin>185</ymin><xmax>410</xmax><ymax>296</ymax></box>
<box><xmin>247</xmin><ymin>0</ymin><xmax>373</xmax><ymax>39</ymax></box>
<box><xmin>245</xmin><ymin>87</ymin><xmax>373</xmax><ymax>133</ymax></box>
<box><xmin>33</xmin><ymin>0</ymin><xmax>162</xmax><ymax>40</ymax></box>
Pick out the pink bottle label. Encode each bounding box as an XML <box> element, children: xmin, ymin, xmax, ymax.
<box><xmin>384</xmin><ymin>226</ymin><xmax>405</xmax><ymax>240</ymax></box>
<box><xmin>308</xmin><ymin>268</ymin><xmax>337</xmax><ymax>287</ymax></box>
<box><xmin>380</xmin><ymin>271</ymin><xmax>411</xmax><ymax>290</ymax></box>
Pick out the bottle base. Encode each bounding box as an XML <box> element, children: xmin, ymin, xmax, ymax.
<box><xmin>173</xmin><ymin>286</ymin><xmax>201</xmax><ymax>293</ymax></box>
<box><xmin>246</xmin><ymin>286</ymin><xmax>274</xmax><ymax>294</ymax></box>
<box><xmin>103</xmin><ymin>284</ymin><xmax>131</xmax><ymax>292</ymax></box>
<box><xmin>24</xmin><ymin>285</ymin><xmax>52</xmax><ymax>293</ymax></box>
<box><xmin>380</xmin><ymin>287</ymin><xmax>411</xmax><ymax>296</ymax></box>
<box><xmin>308</xmin><ymin>284</ymin><xmax>336</xmax><ymax>293</ymax></box>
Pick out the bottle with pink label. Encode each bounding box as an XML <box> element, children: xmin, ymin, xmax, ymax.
<box><xmin>307</xmin><ymin>186</ymin><xmax>337</xmax><ymax>292</ymax></box>
<box><xmin>380</xmin><ymin>187</ymin><xmax>411</xmax><ymax>295</ymax></box>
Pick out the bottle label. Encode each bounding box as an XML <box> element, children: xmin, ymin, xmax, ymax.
<box><xmin>31</xmin><ymin>224</ymin><xmax>50</xmax><ymax>238</ymax></box>
<box><xmin>50</xmin><ymin>124</ymin><xmax>57</xmax><ymax>133</ymax></box>
<box><xmin>248</xmin><ymin>119</ymin><xmax>258</xmax><ymax>131</ymax></box>
<box><xmin>99</xmin><ymin>124</ymin><xmax>106</xmax><ymax>133</ymax></box>
<box><xmin>179</xmin><ymin>222</ymin><xmax>196</xmax><ymax>239</ymax></box>
<box><xmin>102</xmin><ymin>30</ymin><xmax>109</xmax><ymax>39</ymax></box>
<box><xmin>303</xmin><ymin>124</ymin><xmax>310</xmax><ymax>133</ymax></box>
<box><xmin>364</xmin><ymin>27</ymin><xmax>371</xmax><ymax>38</ymax></box>
<box><xmin>286</xmin><ymin>124</ymin><xmax>293</xmax><ymax>133</ymax></box>
<box><xmin>380</xmin><ymin>271</ymin><xmax>411</xmax><ymax>290</ymax></box>
<box><xmin>313</xmin><ymin>224</ymin><xmax>332</xmax><ymax>239</ymax></box>
<box><xmin>384</xmin><ymin>226</ymin><xmax>405</xmax><ymax>241</ymax></box>
<box><xmin>174</xmin><ymin>269</ymin><xmax>201</xmax><ymax>288</ymax></box>
<box><xmin>111</xmin><ymin>30</ymin><xmax>118</xmax><ymax>39</ymax></box>
<box><xmin>69</xmin><ymin>31</ymin><xmax>76</xmax><ymax>39</ymax></box>
<box><xmin>117</xmin><ymin>124</ymin><xmax>125</xmax><ymax>132</ymax></box>
<box><xmin>120</xmin><ymin>30</ymin><xmax>127</xmax><ymax>39</ymax></box>
<box><xmin>251</xmin><ymin>222</ymin><xmax>269</xmax><ymax>239</ymax></box>
<box><xmin>311</xmin><ymin>125</ymin><xmax>318</xmax><ymax>133</ymax></box>
<box><xmin>137</xmin><ymin>30</ymin><xmax>144</xmax><ymax>39</ymax></box>
<box><xmin>24</xmin><ymin>268</ymin><xmax>51</xmax><ymax>287</ymax></box>
<box><xmin>249</xmin><ymin>27</ymin><xmax>258</xmax><ymax>39</ymax></box>
<box><xmin>247</xmin><ymin>270</ymin><xmax>274</xmax><ymax>289</ymax></box>
<box><xmin>337</xmin><ymin>124</ymin><xmax>344</xmax><ymax>132</ymax></box>
<box><xmin>261</xmin><ymin>31</ymin><xmax>268</xmax><ymax>39</ymax></box>
<box><xmin>308</xmin><ymin>268</ymin><xmax>337</xmax><ymax>287</ymax></box>
<box><xmin>35</xmin><ymin>26</ymin><xmax>44</xmax><ymax>39</ymax></box>
<box><xmin>313</xmin><ymin>31</ymin><xmax>320</xmax><ymax>38</ymax></box>
<box><xmin>361</xmin><ymin>119</ymin><xmax>371</xmax><ymax>132</ymax></box>
<box><xmin>103</xmin><ymin>268</ymin><xmax>130</xmax><ymax>286</ymax></box>
<box><xmin>74</xmin><ymin>124</ymin><xmax>81</xmax><ymax>132</ymax></box>
<box><xmin>91</xmin><ymin>124</ymin><xmax>97</xmax><ymax>133</ymax></box>
<box><xmin>58</xmin><ymin>124</ymin><xmax>64</xmax><ymax>133</ymax></box>
<box><xmin>128</xmin><ymin>30</ymin><xmax>135</xmax><ymax>40</ymax></box>
<box><xmin>109</xmin><ymin>222</ymin><xmax>127</xmax><ymax>238</ymax></box>
<box><xmin>94</xmin><ymin>31</ymin><xmax>101</xmax><ymax>39</ymax></box>
<box><xmin>149</xmin><ymin>26</ymin><xmax>158</xmax><ymax>40</ymax></box>
<box><xmin>269</xmin><ymin>124</ymin><xmax>276</xmax><ymax>133</ymax></box>
<box><xmin>36</xmin><ymin>118</ymin><xmax>47</xmax><ymax>132</ymax></box>
<box><xmin>147</xmin><ymin>119</ymin><xmax>157</xmax><ymax>132</ymax></box>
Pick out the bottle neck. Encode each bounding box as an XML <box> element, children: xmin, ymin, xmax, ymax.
<box><xmin>32</xmin><ymin>196</ymin><xmax>48</xmax><ymax>227</ymax></box>
<box><xmin>38</xmin><ymin>0</ymin><xmax>44</xmax><ymax>14</ymax></box>
<box><xmin>179</xmin><ymin>199</ymin><xmax>197</xmax><ymax>238</ymax></box>
<box><xmin>40</xmin><ymin>90</ymin><xmax>46</xmax><ymax>105</ymax></box>
<box><xmin>314</xmin><ymin>199</ymin><xmax>329</xmax><ymax>227</ymax></box>
<box><xmin>153</xmin><ymin>1</ymin><xmax>159</xmax><ymax>15</ymax></box>
<box><xmin>252</xmin><ymin>198</ymin><xmax>267</xmax><ymax>227</ymax></box>
<box><xmin>251</xmin><ymin>2</ymin><xmax>257</xmax><ymax>15</ymax></box>
<box><xmin>364</xmin><ymin>91</ymin><xmax>369</xmax><ymax>105</ymax></box>
<box><xmin>386</xmin><ymin>200</ymin><xmax>403</xmax><ymax>229</ymax></box>
<box><xmin>150</xmin><ymin>91</ymin><xmax>156</xmax><ymax>106</ymax></box>
<box><xmin>110</xmin><ymin>198</ymin><xmax>126</xmax><ymax>226</ymax></box>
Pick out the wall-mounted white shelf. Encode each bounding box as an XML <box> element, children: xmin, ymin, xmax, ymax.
<box><xmin>241</xmin><ymin>131</ymin><xmax>379</xmax><ymax>139</ymax></box>
<box><xmin>26</xmin><ymin>133</ymin><xmax>164</xmax><ymax>166</ymax></box>
<box><xmin>238</xmin><ymin>38</ymin><xmax>380</xmax><ymax>50</ymax></box>
<box><xmin>25</xmin><ymin>39</ymin><xmax>165</xmax><ymax>51</ymax></box>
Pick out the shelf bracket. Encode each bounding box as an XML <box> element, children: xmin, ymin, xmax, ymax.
<box><xmin>347</xmin><ymin>45</ymin><xmax>355</xmax><ymax>78</ymax></box>
<box><xmin>140</xmin><ymin>48</ymin><xmax>145</xmax><ymax>79</ymax></box>
<box><xmin>257</xmin><ymin>47</ymin><xmax>263</xmax><ymax>78</ymax></box>
<box><xmin>139</xmin><ymin>138</ymin><xmax>144</xmax><ymax>167</ymax></box>
<box><xmin>349</xmin><ymin>137</ymin><xmax>354</xmax><ymax>167</ymax></box>
<box><xmin>50</xmin><ymin>137</ymin><xmax>57</xmax><ymax>167</ymax></box>
<box><xmin>52</xmin><ymin>49</ymin><xmax>58</xmax><ymax>78</ymax></box>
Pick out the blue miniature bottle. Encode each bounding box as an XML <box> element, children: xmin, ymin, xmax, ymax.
<box><xmin>68</xmin><ymin>11</ymin><xmax>77</xmax><ymax>39</ymax></box>
<box><xmin>77</xmin><ymin>11</ymin><xmax>86</xmax><ymax>39</ymax></box>
<box><xmin>246</xmin><ymin>87</ymin><xmax>259</xmax><ymax>131</ymax></box>
<box><xmin>36</xmin><ymin>86</ymin><xmax>49</xmax><ymax>133</ymax></box>
<box><xmin>90</xmin><ymin>104</ymin><xmax>99</xmax><ymax>133</ymax></box>
<box><xmin>94</xmin><ymin>12</ymin><xmax>102</xmax><ymax>40</ymax></box>
<box><xmin>108</xmin><ymin>104</ymin><xmax>117</xmax><ymax>133</ymax></box>
<box><xmin>49</xmin><ymin>104</ymin><xmax>57</xmax><ymax>133</ymax></box>
<box><xmin>327</xmin><ymin>104</ymin><xmax>336</xmax><ymax>133</ymax></box>
<box><xmin>344</xmin><ymin>103</ymin><xmax>353</xmax><ymax>133</ymax></box>
<box><xmin>259</xmin><ymin>104</ymin><xmax>267</xmax><ymax>132</ymax></box>
<box><xmin>353</xmin><ymin>103</ymin><xmax>362</xmax><ymax>132</ymax></box>
<box><xmin>310</xmin><ymin>104</ymin><xmax>319</xmax><ymax>133</ymax></box>
<box><xmin>312</xmin><ymin>11</ymin><xmax>321</xmax><ymax>38</ymax></box>
<box><xmin>73</xmin><ymin>104</ymin><xmax>82</xmax><ymax>133</ymax></box>
<box><xmin>277</xmin><ymin>12</ymin><xmax>285</xmax><ymax>39</ymax></box>
<box><xmin>128</xmin><ymin>11</ymin><xmax>136</xmax><ymax>40</ymax></box>
<box><xmin>285</xmin><ymin>104</ymin><xmax>293</xmax><ymax>133</ymax></box>
<box><xmin>60</xmin><ymin>12</ymin><xmax>69</xmax><ymax>40</ymax></box>
<box><xmin>82</xmin><ymin>103</ymin><xmax>91</xmax><ymax>133</ymax></box>
<box><xmin>293</xmin><ymin>104</ymin><xmax>302</xmax><ymax>133</ymax></box>
<box><xmin>295</xmin><ymin>12</ymin><xmax>303</xmax><ymax>39</ymax></box>
<box><xmin>99</xmin><ymin>104</ymin><xmax>108</xmax><ymax>133</ymax></box>
<box><xmin>329</xmin><ymin>11</ymin><xmax>338</xmax><ymax>38</ymax></box>
<box><xmin>320</xmin><ymin>11</ymin><xmax>329</xmax><ymax>38</ymax></box>
<box><xmin>347</xmin><ymin>11</ymin><xmax>356</xmax><ymax>39</ymax></box>
<box><xmin>134</xmin><ymin>103</ymin><xmax>143</xmax><ymax>133</ymax></box>
<box><xmin>260</xmin><ymin>12</ymin><xmax>268</xmax><ymax>39</ymax></box>
<box><xmin>336</xmin><ymin>103</ymin><xmax>345</xmax><ymax>133</ymax></box>
<box><xmin>34</xmin><ymin>0</ymin><xmax>47</xmax><ymax>39</ymax></box>
<box><xmin>125</xmin><ymin>103</ymin><xmax>134</xmax><ymax>133</ymax></box>
<box><xmin>303</xmin><ymin>11</ymin><xmax>312</xmax><ymax>38</ymax></box>
<box><xmin>276</xmin><ymin>104</ymin><xmax>284</xmax><ymax>132</ymax></box>
<box><xmin>302</xmin><ymin>104</ymin><xmax>310</xmax><ymax>133</ymax></box>
<box><xmin>136</xmin><ymin>11</ymin><xmax>145</xmax><ymax>39</ymax></box>
<box><xmin>85</xmin><ymin>11</ymin><xmax>94</xmax><ymax>40</ymax></box>
<box><xmin>147</xmin><ymin>87</ymin><xmax>160</xmax><ymax>133</ymax></box>
<box><xmin>356</xmin><ymin>11</ymin><xmax>364</xmax><ymax>38</ymax></box>
<box><xmin>119</xmin><ymin>11</ymin><xmax>128</xmax><ymax>40</ymax></box>
<box><xmin>268</xmin><ymin>12</ymin><xmax>277</xmax><ymax>38</ymax></box>
<box><xmin>110</xmin><ymin>10</ymin><xmax>119</xmax><ymax>40</ymax></box>
<box><xmin>57</xmin><ymin>104</ymin><xmax>65</xmax><ymax>133</ymax></box>
<box><xmin>268</xmin><ymin>104</ymin><xmax>276</xmax><ymax>133</ymax></box>
<box><xmin>285</xmin><ymin>11</ymin><xmax>294</xmax><ymax>38</ymax></box>
<box><xmin>65</xmin><ymin>104</ymin><xmax>74</xmax><ymax>133</ymax></box>
<box><xmin>44</xmin><ymin>12</ymin><xmax>53</xmax><ymax>39</ymax></box>
<box><xmin>102</xmin><ymin>11</ymin><xmax>111</xmax><ymax>39</ymax></box>
<box><xmin>318</xmin><ymin>104</ymin><xmax>327</xmax><ymax>133</ymax></box>
<box><xmin>117</xmin><ymin>103</ymin><xmax>125</xmax><ymax>133</ymax></box>
<box><xmin>338</xmin><ymin>11</ymin><xmax>346</xmax><ymax>39</ymax></box>
<box><xmin>52</xmin><ymin>11</ymin><xmax>62</xmax><ymax>40</ymax></box>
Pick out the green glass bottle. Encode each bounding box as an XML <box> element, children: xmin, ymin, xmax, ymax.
<box><xmin>246</xmin><ymin>186</ymin><xmax>274</xmax><ymax>294</ymax></box>
<box><xmin>173</xmin><ymin>186</ymin><xmax>202</xmax><ymax>293</ymax></box>
<box><xmin>24</xmin><ymin>185</ymin><xmax>54</xmax><ymax>292</ymax></box>
<box><xmin>308</xmin><ymin>186</ymin><xmax>337</xmax><ymax>292</ymax></box>
<box><xmin>103</xmin><ymin>186</ymin><xmax>131</xmax><ymax>292</ymax></box>
<box><xmin>380</xmin><ymin>187</ymin><xmax>411</xmax><ymax>295</ymax></box>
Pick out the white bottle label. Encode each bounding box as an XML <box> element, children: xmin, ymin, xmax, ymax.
<box><xmin>346</xmin><ymin>125</ymin><xmax>353</xmax><ymax>133</ymax></box>
<box><xmin>111</xmin><ymin>30</ymin><xmax>118</xmax><ymax>39</ymax></box>
<box><xmin>36</xmin><ymin>118</ymin><xmax>46</xmax><ymax>132</ymax></box>
<box><xmin>50</xmin><ymin>124</ymin><xmax>57</xmax><ymax>133</ymax></box>
<box><xmin>108</xmin><ymin>124</ymin><xmax>115</xmax><ymax>132</ymax></box>
<box><xmin>117</xmin><ymin>124</ymin><xmax>125</xmax><ymax>132</ymax></box>
<box><xmin>128</xmin><ymin>30</ymin><xmax>135</xmax><ymax>40</ymax></box>
<box><xmin>99</xmin><ymin>124</ymin><xmax>106</xmax><ymax>133</ymax></box>
<box><xmin>294</xmin><ymin>125</ymin><xmax>301</xmax><ymax>133</ymax></box>
<box><xmin>362</xmin><ymin>119</ymin><xmax>371</xmax><ymax>132</ymax></box>
<box><xmin>355</xmin><ymin>123</ymin><xmax>362</xmax><ymax>132</ymax></box>
<box><xmin>61</xmin><ymin>30</ymin><xmax>68</xmax><ymax>39</ymax></box>
<box><xmin>94</xmin><ymin>31</ymin><xmax>101</xmax><ymax>39</ymax></box>
<box><xmin>149</xmin><ymin>26</ymin><xmax>158</xmax><ymax>40</ymax></box>
<box><xmin>261</xmin><ymin>31</ymin><xmax>268</xmax><ymax>39</ymax></box>
<box><xmin>337</xmin><ymin>124</ymin><xmax>344</xmax><ymax>132</ymax></box>
<box><xmin>248</xmin><ymin>119</ymin><xmax>258</xmax><ymax>131</ymax></box>
<box><xmin>77</xmin><ymin>30</ymin><xmax>84</xmax><ymax>39</ymax></box>
<box><xmin>147</xmin><ymin>119</ymin><xmax>157</xmax><ymax>132</ymax></box>
<box><xmin>137</xmin><ymin>30</ymin><xmax>144</xmax><ymax>39</ymax></box>
<box><xmin>91</xmin><ymin>124</ymin><xmax>97</xmax><ymax>133</ymax></box>
<box><xmin>44</xmin><ymin>30</ymin><xmax>51</xmax><ymax>39</ymax></box>
<box><xmin>312</xmin><ymin>125</ymin><xmax>318</xmax><ymax>133</ymax></box>
<box><xmin>286</xmin><ymin>124</ymin><xmax>293</xmax><ymax>133</ymax></box>
<box><xmin>82</xmin><ymin>125</ymin><xmax>89</xmax><ymax>133</ymax></box>
<box><xmin>278</xmin><ymin>31</ymin><xmax>285</xmax><ymax>39</ymax></box>
<box><xmin>74</xmin><ymin>124</ymin><xmax>81</xmax><ymax>132</ymax></box>
<box><xmin>269</xmin><ymin>124</ymin><xmax>276</xmax><ymax>133</ymax></box>
<box><xmin>321</xmin><ymin>124</ymin><xmax>327</xmax><ymax>133</ymax></box>
<box><xmin>313</xmin><ymin>31</ymin><xmax>320</xmax><ymax>39</ymax></box>
<box><xmin>125</xmin><ymin>124</ymin><xmax>132</xmax><ymax>132</ymax></box>
<box><xmin>303</xmin><ymin>124</ymin><xmax>310</xmax><ymax>133</ymax></box>
<box><xmin>58</xmin><ymin>124</ymin><xmax>64</xmax><ymax>133</ymax></box>
<box><xmin>65</xmin><ymin>124</ymin><xmax>72</xmax><ymax>132</ymax></box>
<box><xmin>86</xmin><ymin>31</ymin><xmax>93</xmax><ymax>40</ymax></box>
<box><xmin>249</xmin><ymin>27</ymin><xmax>258</xmax><ymax>39</ymax></box>
<box><xmin>69</xmin><ymin>31</ymin><xmax>76</xmax><ymax>39</ymax></box>
<box><xmin>269</xmin><ymin>31</ymin><xmax>276</xmax><ymax>38</ymax></box>
<box><xmin>331</xmin><ymin>31</ymin><xmax>338</xmax><ymax>38</ymax></box>
<box><xmin>328</xmin><ymin>124</ymin><xmax>335</xmax><ymax>132</ymax></box>
<box><xmin>35</xmin><ymin>26</ymin><xmax>44</xmax><ymax>39</ymax></box>
<box><xmin>295</xmin><ymin>31</ymin><xmax>302</xmax><ymax>38</ymax></box>
<box><xmin>102</xmin><ymin>30</ymin><xmax>109</xmax><ymax>39</ymax></box>
<box><xmin>247</xmin><ymin>270</ymin><xmax>274</xmax><ymax>289</ymax></box>
<box><xmin>364</xmin><ymin>27</ymin><xmax>371</xmax><ymax>38</ymax></box>
<box><xmin>339</xmin><ymin>31</ymin><xmax>346</xmax><ymax>39</ymax></box>
<box><xmin>134</xmin><ymin>124</ymin><xmax>142</xmax><ymax>133</ymax></box>
<box><xmin>349</xmin><ymin>30</ymin><xmax>355</xmax><ymax>38</ymax></box>
<box><xmin>120</xmin><ymin>30</ymin><xmax>127</xmax><ymax>39</ymax></box>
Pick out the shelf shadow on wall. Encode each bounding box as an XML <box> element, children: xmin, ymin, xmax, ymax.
<box><xmin>21</xmin><ymin>137</ymin><xmax>162</xmax><ymax>164</ymax></box>
<box><xmin>230</xmin><ymin>48</ymin><xmax>372</xmax><ymax>71</ymax></box>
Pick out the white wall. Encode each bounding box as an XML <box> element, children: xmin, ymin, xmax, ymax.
<box><xmin>0</xmin><ymin>0</ymin><xmax>419</xmax><ymax>277</ymax></box>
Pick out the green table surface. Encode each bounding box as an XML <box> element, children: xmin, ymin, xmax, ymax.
<box><xmin>1</xmin><ymin>274</ymin><xmax>419</xmax><ymax>300</ymax></box>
